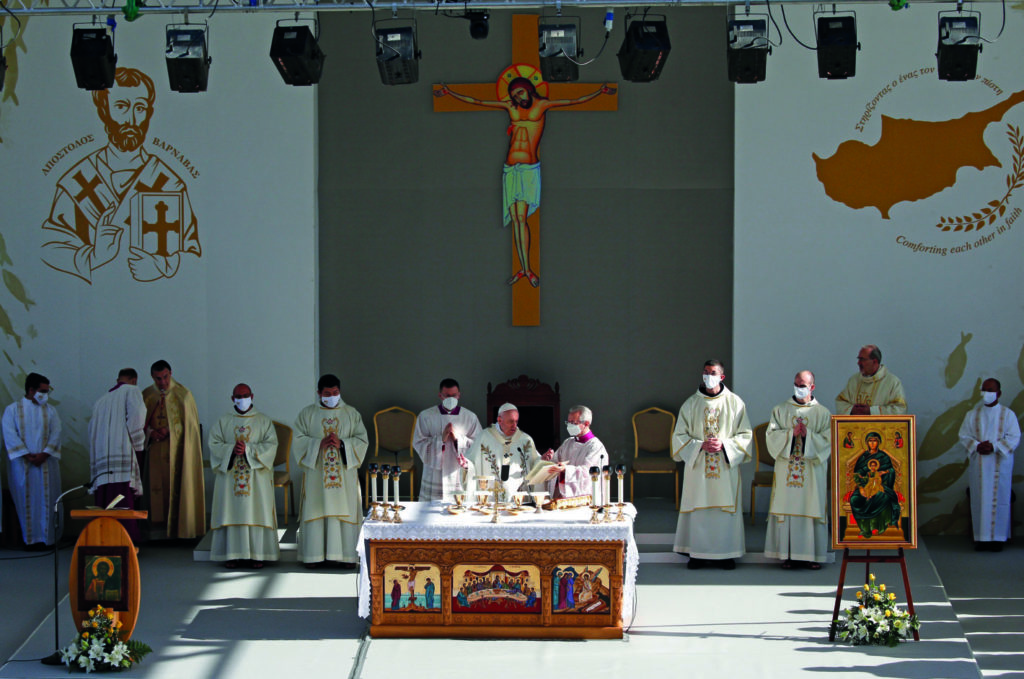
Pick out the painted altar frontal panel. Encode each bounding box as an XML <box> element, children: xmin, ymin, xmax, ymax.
<box><xmin>452</xmin><ymin>564</ymin><xmax>541</xmax><ymax>614</ymax></box>
<box><xmin>382</xmin><ymin>564</ymin><xmax>442</xmax><ymax>613</ymax></box>
<box><xmin>550</xmin><ymin>564</ymin><xmax>610</xmax><ymax>614</ymax></box>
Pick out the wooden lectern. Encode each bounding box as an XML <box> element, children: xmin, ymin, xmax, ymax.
<box><xmin>69</xmin><ymin>509</ymin><xmax>146</xmax><ymax>639</ymax></box>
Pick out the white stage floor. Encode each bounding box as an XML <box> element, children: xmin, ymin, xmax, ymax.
<box><xmin>0</xmin><ymin>503</ymin><xmax>1000</xmax><ymax>679</ymax></box>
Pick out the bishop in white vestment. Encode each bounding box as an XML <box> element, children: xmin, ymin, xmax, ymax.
<box><xmin>209</xmin><ymin>384</ymin><xmax>280</xmax><ymax>567</ymax></box>
<box><xmin>543</xmin><ymin>406</ymin><xmax>607</xmax><ymax>500</ymax></box>
<box><xmin>414</xmin><ymin>379</ymin><xmax>482</xmax><ymax>502</ymax></box>
<box><xmin>673</xmin><ymin>361</ymin><xmax>752</xmax><ymax>568</ymax></box>
<box><xmin>3</xmin><ymin>374</ymin><xmax>61</xmax><ymax>547</ymax></box>
<box><xmin>465</xmin><ymin>404</ymin><xmax>542</xmax><ymax>503</ymax></box>
<box><xmin>764</xmin><ymin>371</ymin><xmax>832</xmax><ymax>567</ymax></box>
<box><xmin>959</xmin><ymin>378</ymin><xmax>1021</xmax><ymax>548</ymax></box>
<box><xmin>294</xmin><ymin>375</ymin><xmax>368</xmax><ymax>565</ymax></box>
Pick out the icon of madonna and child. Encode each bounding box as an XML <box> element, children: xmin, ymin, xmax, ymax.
<box><xmin>840</xmin><ymin>431</ymin><xmax>909</xmax><ymax>542</ymax></box>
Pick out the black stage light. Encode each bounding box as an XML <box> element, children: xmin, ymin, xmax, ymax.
<box><xmin>617</xmin><ymin>17</ymin><xmax>670</xmax><ymax>83</ymax></box>
<box><xmin>726</xmin><ymin>18</ymin><xmax>768</xmax><ymax>84</ymax></box>
<box><xmin>376</xmin><ymin>25</ymin><xmax>420</xmax><ymax>85</ymax></box>
<box><xmin>165</xmin><ymin>26</ymin><xmax>211</xmax><ymax>93</ymax></box>
<box><xmin>816</xmin><ymin>15</ymin><xmax>857</xmax><ymax>79</ymax></box>
<box><xmin>70</xmin><ymin>26</ymin><xmax>117</xmax><ymax>91</ymax></box>
<box><xmin>937</xmin><ymin>14</ymin><xmax>980</xmax><ymax>81</ymax></box>
<box><xmin>465</xmin><ymin>11</ymin><xmax>489</xmax><ymax>40</ymax></box>
<box><xmin>270</xmin><ymin>23</ymin><xmax>325</xmax><ymax>86</ymax></box>
<box><xmin>539</xmin><ymin>22</ymin><xmax>579</xmax><ymax>82</ymax></box>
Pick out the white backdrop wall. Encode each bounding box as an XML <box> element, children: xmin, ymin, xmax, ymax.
<box><xmin>0</xmin><ymin>15</ymin><xmax>318</xmax><ymax>499</ymax></box>
<box><xmin>734</xmin><ymin>3</ymin><xmax>1024</xmax><ymax>532</ymax></box>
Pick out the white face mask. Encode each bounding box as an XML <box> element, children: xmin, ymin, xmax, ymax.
<box><xmin>982</xmin><ymin>391</ymin><xmax>998</xmax><ymax>405</ymax></box>
<box><xmin>442</xmin><ymin>397</ymin><xmax>459</xmax><ymax>411</ymax></box>
<box><xmin>794</xmin><ymin>386</ymin><xmax>811</xmax><ymax>400</ymax></box>
<box><xmin>33</xmin><ymin>392</ymin><xmax>49</xmax><ymax>405</ymax></box>
<box><xmin>233</xmin><ymin>397</ymin><xmax>253</xmax><ymax>412</ymax></box>
<box><xmin>702</xmin><ymin>374</ymin><xmax>722</xmax><ymax>390</ymax></box>
<box><xmin>566</xmin><ymin>423</ymin><xmax>582</xmax><ymax>437</ymax></box>
<box><xmin>321</xmin><ymin>394</ymin><xmax>342</xmax><ymax>408</ymax></box>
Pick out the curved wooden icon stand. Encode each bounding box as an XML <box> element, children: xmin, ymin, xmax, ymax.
<box><xmin>69</xmin><ymin>509</ymin><xmax>146</xmax><ymax>639</ymax></box>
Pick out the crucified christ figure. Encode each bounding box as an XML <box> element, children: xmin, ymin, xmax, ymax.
<box><xmin>435</xmin><ymin>75</ymin><xmax>616</xmax><ymax>287</ymax></box>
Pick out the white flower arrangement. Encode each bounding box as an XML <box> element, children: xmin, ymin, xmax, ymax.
<box><xmin>833</xmin><ymin>573</ymin><xmax>920</xmax><ymax>647</ymax></box>
<box><xmin>60</xmin><ymin>606</ymin><xmax>152</xmax><ymax>673</ymax></box>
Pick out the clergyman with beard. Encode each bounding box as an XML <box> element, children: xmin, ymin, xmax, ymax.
<box><xmin>42</xmin><ymin>67</ymin><xmax>200</xmax><ymax>283</ymax></box>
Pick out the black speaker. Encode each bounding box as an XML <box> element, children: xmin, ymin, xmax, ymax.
<box><xmin>617</xmin><ymin>19</ymin><xmax>671</xmax><ymax>83</ymax></box>
<box><xmin>270</xmin><ymin>25</ymin><xmax>325</xmax><ymax>86</ymax></box>
<box><xmin>937</xmin><ymin>15</ymin><xmax>980</xmax><ymax>81</ymax></box>
<box><xmin>70</xmin><ymin>27</ymin><xmax>117</xmax><ymax>91</ymax></box>
<box><xmin>539</xmin><ymin>23</ymin><xmax>579</xmax><ymax>82</ymax></box>
<box><xmin>817</xmin><ymin>16</ymin><xmax>857</xmax><ymax>79</ymax></box>
<box><xmin>375</xmin><ymin>26</ymin><xmax>419</xmax><ymax>86</ymax></box>
<box><xmin>726</xmin><ymin>19</ymin><xmax>768</xmax><ymax>84</ymax></box>
<box><xmin>165</xmin><ymin>28</ymin><xmax>210</xmax><ymax>93</ymax></box>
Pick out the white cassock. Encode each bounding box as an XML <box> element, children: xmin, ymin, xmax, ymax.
<box><xmin>672</xmin><ymin>387</ymin><xmax>752</xmax><ymax>559</ymax></box>
<box><xmin>545</xmin><ymin>433</ymin><xmax>607</xmax><ymax>500</ymax></box>
<box><xmin>466</xmin><ymin>426</ymin><xmax>541</xmax><ymax>503</ymax></box>
<box><xmin>835</xmin><ymin>366</ymin><xmax>907</xmax><ymax>415</ymax></box>
<box><xmin>294</xmin><ymin>401</ymin><xmax>368</xmax><ymax>563</ymax></box>
<box><xmin>413</xmin><ymin>405</ymin><xmax>482</xmax><ymax>502</ymax></box>
<box><xmin>3</xmin><ymin>398</ymin><xmax>62</xmax><ymax>545</ymax></box>
<box><xmin>959</xmin><ymin>403</ymin><xmax>1021</xmax><ymax>542</ymax></box>
<box><xmin>88</xmin><ymin>383</ymin><xmax>147</xmax><ymax>494</ymax></box>
<box><xmin>764</xmin><ymin>398</ymin><xmax>832</xmax><ymax>563</ymax></box>
<box><xmin>209</xmin><ymin>408</ymin><xmax>280</xmax><ymax>562</ymax></box>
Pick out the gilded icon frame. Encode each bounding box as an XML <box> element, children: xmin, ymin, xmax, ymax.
<box><xmin>830</xmin><ymin>415</ymin><xmax>917</xmax><ymax>550</ymax></box>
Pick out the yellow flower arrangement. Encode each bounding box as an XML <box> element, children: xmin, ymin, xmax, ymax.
<box><xmin>834</xmin><ymin>578</ymin><xmax>920</xmax><ymax>647</ymax></box>
<box><xmin>60</xmin><ymin>607</ymin><xmax>151</xmax><ymax>673</ymax></box>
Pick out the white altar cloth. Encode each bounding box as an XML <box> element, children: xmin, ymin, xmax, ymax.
<box><xmin>357</xmin><ymin>501</ymin><xmax>639</xmax><ymax>623</ymax></box>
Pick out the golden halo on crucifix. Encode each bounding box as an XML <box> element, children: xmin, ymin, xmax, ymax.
<box><xmin>496</xmin><ymin>63</ymin><xmax>548</xmax><ymax>101</ymax></box>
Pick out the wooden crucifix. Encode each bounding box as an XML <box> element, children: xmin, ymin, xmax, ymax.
<box><xmin>433</xmin><ymin>14</ymin><xmax>617</xmax><ymax>326</ymax></box>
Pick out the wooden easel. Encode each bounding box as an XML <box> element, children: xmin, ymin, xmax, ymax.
<box><xmin>829</xmin><ymin>547</ymin><xmax>919</xmax><ymax>642</ymax></box>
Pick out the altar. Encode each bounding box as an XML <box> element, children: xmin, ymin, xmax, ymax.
<box><xmin>357</xmin><ymin>502</ymin><xmax>638</xmax><ymax>639</ymax></box>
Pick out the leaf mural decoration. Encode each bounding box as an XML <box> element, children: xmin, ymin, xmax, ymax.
<box><xmin>2</xmin><ymin>270</ymin><xmax>35</xmax><ymax>311</ymax></box>
<box><xmin>0</xmin><ymin>232</ymin><xmax>13</xmax><ymax>267</ymax></box>
<box><xmin>935</xmin><ymin>124</ymin><xmax>1024</xmax><ymax>232</ymax></box>
<box><xmin>920</xmin><ymin>496</ymin><xmax>971</xmax><ymax>535</ymax></box>
<box><xmin>1018</xmin><ymin>341</ymin><xmax>1024</xmax><ymax>385</ymax></box>
<box><xmin>918</xmin><ymin>459</ymin><xmax>970</xmax><ymax>494</ymax></box>
<box><xmin>944</xmin><ymin>331</ymin><xmax>972</xmax><ymax>389</ymax></box>
<box><xmin>917</xmin><ymin>495</ymin><xmax>941</xmax><ymax>504</ymax></box>
<box><xmin>1009</xmin><ymin>389</ymin><xmax>1024</xmax><ymax>429</ymax></box>
<box><xmin>0</xmin><ymin>303</ymin><xmax>23</xmax><ymax>349</ymax></box>
<box><xmin>920</xmin><ymin>378</ymin><xmax>981</xmax><ymax>460</ymax></box>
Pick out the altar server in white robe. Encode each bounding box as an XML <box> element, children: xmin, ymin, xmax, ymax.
<box><xmin>836</xmin><ymin>345</ymin><xmax>907</xmax><ymax>415</ymax></box>
<box><xmin>209</xmin><ymin>383</ymin><xmax>280</xmax><ymax>568</ymax></box>
<box><xmin>3</xmin><ymin>373</ymin><xmax>61</xmax><ymax>548</ymax></box>
<box><xmin>294</xmin><ymin>374</ymin><xmax>368</xmax><ymax>567</ymax></box>
<box><xmin>414</xmin><ymin>378</ymin><xmax>482</xmax><ymax>502</ymax></box>
<box><xmin>764</xmin><ymin>370</ymin><xmax>832</xmax><ymax>569</ymax></box>
<box><xmin>673</xmin><ymin>360</ymin><xmax>752</xmax><ymax>570</ymax></box>
<box><xmin>466</xmin><ymin>403</ymin><xmax>542</xmax><ymax>503</ymax></box>
<box><xmin>543</xmin><ymin>405</ymin><xmax>607</xmax><ymax>500</ymax></box>
<box><xmin>959</xmin><ymin>378</ymin><xmax>1021</xmax><ymax>551</ymax></box>
<box><xmin>89</xmin><ymin>368</ymin><xmax>147</xmax><ymax>542</ymax></box>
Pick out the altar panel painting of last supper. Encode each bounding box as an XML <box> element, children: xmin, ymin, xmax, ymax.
<box><xmin>452</xmin><ymin>564</ymin><xmax>541</xmax><ymax>613</ymax></box>
<box><xmin>831</xmin><ymin>415</ymin><xmax>917</xmax><ymax>550</ymax></box>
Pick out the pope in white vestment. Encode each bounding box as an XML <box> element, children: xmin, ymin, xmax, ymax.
<box><xmin>672</xmin><ymin>365</ymin><xmax>752</xmax><ymax>564</ymax></box>
<box><xmin>414</xmin><ymin>394</ymin><xmax>482</xmax><ymax>502</ymax></box>
<box><xmin>836</xmin><ymin>347</ymin><xmax>907</xmax><ymax>415</ymax></box>
<box><xmin>3</xmin><ymin>382</ymin><xmax>62</xmax><ymax>547</ymax></box>
<box><xmin>764</xmin><ymin>375</ymin><xmax>832</xmax><ymax>566</ymax></box>
<box><xmin>294</xmin><ymin>384</ymin><xmax>368</xmax><ymax>565</ymax></box>
<box><xmin>209</xmin><ymin>392</ymin><xmax>280</xmax><ymax>565</ymax></box>
<box><xmin>465</xmin><ymin>404</ymin><xmax>541</xmax><ymax>504</ymax></box>
<box><xmin>959</xmin><ymin>380</ymin><xmax>1021</xmax><ymax>545</ymax></box>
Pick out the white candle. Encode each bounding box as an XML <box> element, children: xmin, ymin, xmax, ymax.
<box><xmin>604</xmin><ymin>474</ymin><xmax>611</xmax><ymax>507</ymax></box>
<box><xmin>371</xmin><ymin>474</ymin><xmax>377</xmax><ymax>504</ymax></box>
<box><xmin>617</xmin><ymin>476</ymin><xmax>624</xmax><ymax>504</ymax></box>
<box><xmin>393</xmin><ymin>475</ymin><xmax>400</xmax><ymax>504</ymax></box>
<box><xmin>382</xmin><ymin>476</ymin><xmax>389</xmax><ymax>505</ymax></box>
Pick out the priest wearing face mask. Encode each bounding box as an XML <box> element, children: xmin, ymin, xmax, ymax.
<box><xmin>672</xmin><ymin>360</ymin><xmax>752</xmax><ymax>570</ymax></box>
<box><xmin>208</xmin><ymin>384</ymin><xmax>280</xmax><ymax>569</ymax></box>
<box><xmin>959</xmin><ymin>378</ymin><xmax>1021</xmax><ymax>551</ymax></box>
<box><xmin>764</xmin><ymin>370</ymin><xmax>832</xmax><ymax>570</ymax></box>
<box><xmin>465</xmin><ymin>403</ymin><xmax>542</xmax><ymax>504</ymax></box>
<box><xmin>542</xmin><ymin>406</ymin><xmax>607</xmax><ymax>500</ymax></box>
<box><xmin>413</xmin><ymin>378</ymin><xmax>482</xmax><ymax>502</ymax></box>
<box><xmin>293</xmin><ymin>374</ymin><xmax>368</xmax><ymax>567</ymax></box>
<box><xmin>3</xmin><ymin>373</ymin><xmax>61</xmax><ymax>549</ymax></box>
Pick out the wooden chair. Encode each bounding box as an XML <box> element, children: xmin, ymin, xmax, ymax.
<box><xmin>749</xmin><ymin>422</ymin><xmax>772</xmax><ymax>525</ymax></box>
<box><xmin>630</xmin><ymin>407</ymin><xmax>679</xmax><ymax>508</ymax></box>
<box><xmin>364</xmin><ymin>406</ymin><xmax>417</xmax><ymax>508</ymax></box>
<box><xmin>486</xmin><ymin>374</ymin><xmax>561</xmax><ymax>454</ymax></box>
<box><xmin>272</xmin><ymin>421</ymin><xmax>294</xmax><ymax>525</ymax></box>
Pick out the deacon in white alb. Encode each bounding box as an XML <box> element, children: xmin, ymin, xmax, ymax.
<box><xmin>764</xmin><ymin>370</ymin><xmax>832</xmax><ymax>569</ymax></box>
<box><xmin>3</xmin><ymin>372</ymin><xmax>61</xmax><ymax>548</ymax></box>
<box><xmin>672</xmin><ymin>360</ymin><xmax>752</xmax><ymax>570</ymax></box>
<box><xmin>542</xmin><ymin>405</ymin><xmax>607</xmax><ymax>500</ymax></box>
<box><xmin>413</xmin><ymin>378</ymin><xmax>482</xmax><ymax>502</ymax></box>
<box><xmin>294</xmin><ymin>374</ymin><xmax>368</xmax><ymax>567</ymax></box>
<box><xmin>959</xmin><ymin>377</ymin><xmax>1021</xmax><ymax>551</ymax></box>
<box><xmin>208</xmin><ymin>383</ymin><xmax>280</xmax><ymax>568</ymax></box>
<box><xmin>466</xmin><ymin>403</ymin><xmax>542</xmax><ymax>503</ymax></box>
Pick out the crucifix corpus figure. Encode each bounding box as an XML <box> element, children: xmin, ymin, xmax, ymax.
<box><xmin>435</xmin><ymin>69</ymin><xmax>615</xmax><ymax>288</ymax></box>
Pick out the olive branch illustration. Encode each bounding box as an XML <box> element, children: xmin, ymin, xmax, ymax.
<box><xmin>935</xmin><ymin>123</ymin><xmax>1024</xmax><ymax>232</ymax></box>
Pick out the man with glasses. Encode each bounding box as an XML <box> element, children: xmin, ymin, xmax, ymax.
<box><xmin>542</xmin><ymin>406</ymin><xmax>607</xmax><ymax>500</ymax></box>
